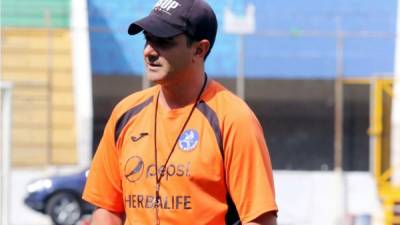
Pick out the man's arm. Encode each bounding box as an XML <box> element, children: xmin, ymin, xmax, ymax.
<box><xmin>244</xmin><ymin>211</ymin><xmax>277</xmax><ymax>225</ymax></box>
<box><xmin>90</xmin><ymin>208</ymin><xmax>125</xmax><ymax>225</ymax></box>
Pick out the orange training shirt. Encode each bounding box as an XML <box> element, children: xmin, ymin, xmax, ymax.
<box><xmin>83</xmin><ymin>80</ymin><xmax>278</xmax><ymax>225</ymax></box>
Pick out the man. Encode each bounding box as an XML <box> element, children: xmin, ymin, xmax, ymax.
<box><xmin>83</xmin><ymin>0</ymin><xmax>278</xmax><ymax>224</ymax></box>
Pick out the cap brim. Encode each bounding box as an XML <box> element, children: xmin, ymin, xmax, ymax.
<box><xmin>128</xmin><ymin>14</ymin><xmax>183</xmax><ymax>38</ymax></box>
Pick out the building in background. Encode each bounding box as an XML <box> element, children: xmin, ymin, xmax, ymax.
<box><xmin>1</xmin><ymin>1</ymin><xmax>92</xmax><ymax>224</ymax></box>
<box><xmin>1</xmin><ymin>0</ymin><xmax>79</xmax><ymax>165</ymax></box>
<box><xmin>1</xmin><ymin>0</ymin><xmax>92</xmax><ymax>168</ymax></box>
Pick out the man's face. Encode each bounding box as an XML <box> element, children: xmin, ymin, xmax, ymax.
<box><xmin>143</xmin><ymin>32</ymin><xmax>194</xmax><ymax>84</ymax></box>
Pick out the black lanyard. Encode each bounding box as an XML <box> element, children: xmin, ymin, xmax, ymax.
<box><xmin>153</xmin><ymin>74</ymin><xmax>208</xmax><ymax>225</ymax></box>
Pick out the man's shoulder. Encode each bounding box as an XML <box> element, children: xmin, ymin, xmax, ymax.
<box><xmin>208</xmin><ymin>80</ymin><xmax>255</xmax><ymax>120</ymax></box>
<box><xmin>112</xmin><ymin>86</ymin><xmax>157</xmax><ymax>117</ymax></box>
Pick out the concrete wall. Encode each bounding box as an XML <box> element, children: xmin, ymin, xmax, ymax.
<box><xmin>10</xmin><ymin>169</ymin><xmax>381</xmax><ymax>225</ymax></box>
<box><xmin>274</xmin><ymin>171</ymin><xmax>380</xmax><ymax>225</ymax></box>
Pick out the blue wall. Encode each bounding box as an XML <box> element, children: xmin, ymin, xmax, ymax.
<box><xmin>88</xmin><ymin>0</ymin><xmax>397</xmax><ymax>78</ymax></box>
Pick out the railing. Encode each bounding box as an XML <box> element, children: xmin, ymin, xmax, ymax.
<box><xmin>370</xmin><ymin>78</ymin><xmax>400</xmax><ymax>225</ymax></box>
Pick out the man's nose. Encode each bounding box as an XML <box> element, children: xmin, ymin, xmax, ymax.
<box><xmin>144</xmin><ymin>43</ymin><xmax>159</xmax><ymax>63</ymax></box>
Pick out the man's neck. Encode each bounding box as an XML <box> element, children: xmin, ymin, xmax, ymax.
<box><xmin>158</xmin><ymin>72</ymin><xmax>207</xmax><ymax>110</ymax></box>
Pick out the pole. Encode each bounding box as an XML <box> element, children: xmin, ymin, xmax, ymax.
<box><xmin>223</xmin><ymin>4</ymin><xmax>255</xmax><ymax>100</ymax></box>
<box><xmin>71</xmin><ymin>0</ymin><xmax>94</xmax><ymax>166</ymax></box>
<box><xmin>334</xmin><ymin>31</ymin><xmax>344</xmax><ymax>173</ymax></box>
<box><xmin>334</xmin><ymin>23</ymin><xmax>346</xmax><ymax>224</ymax></box>
<box><xmin>1</xmin><ymin>82</ymin><xmax>13</xmax><ymax>225</ymax></box>
<box><xmin>236</xmin><ymin>35</ymin><xmax>245</xmax><ymax>99</ymax></box>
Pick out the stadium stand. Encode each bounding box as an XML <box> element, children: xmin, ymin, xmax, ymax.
<box><xmin>1</xmin><ymin>0</ymin><xmax>77</xmax><ymax>165</ymax></box>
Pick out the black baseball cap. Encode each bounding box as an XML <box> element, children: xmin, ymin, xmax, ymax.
<box><xmin>128</xmin><ymin>0</ymin><xmax>217</xmax><ymax>49</ymax></box>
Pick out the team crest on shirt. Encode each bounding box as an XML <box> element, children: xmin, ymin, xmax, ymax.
<box><xmin>178</xmin><ymin>129</ymin><xmax>199</xmax><ymax>151</ymax></box>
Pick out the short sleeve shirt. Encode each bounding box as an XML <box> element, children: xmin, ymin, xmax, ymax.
<box><xmin>82</xmin><ymin>80</ymin><xmax>278</xmax><ymax>225</ymax></box>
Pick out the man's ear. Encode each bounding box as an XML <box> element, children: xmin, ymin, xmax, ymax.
<box><xmin>194</xmin><ymin>39</ymin><xmax>210</xmax><ymax>59</ymax></box>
